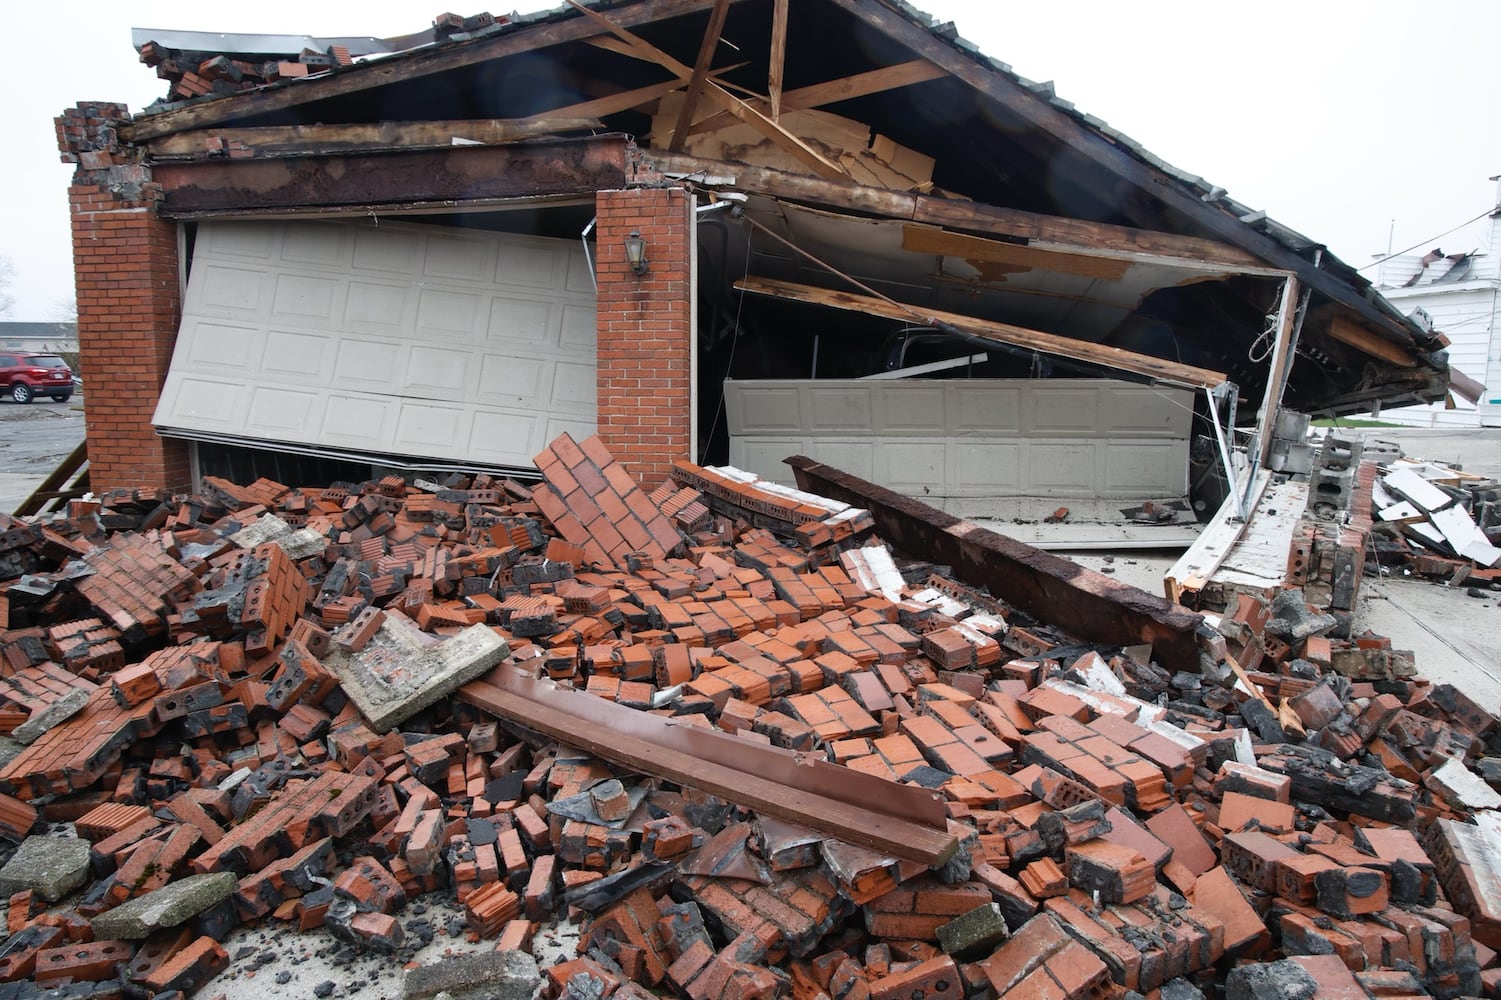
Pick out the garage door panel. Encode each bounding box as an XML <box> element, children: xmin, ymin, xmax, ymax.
<box><xmin>730</xmin><ymin>387</ymin><xmax>803</xmax><ymax>434</ymax></box>
<box><xmin>478</xmin><ymin>355</ymin><xmax>545</xmax><ymax>404</ymax></box>
<box><xmin>321</xmin><ymin>396</ymin><xmax>394</xmax><ymax>448</ymax></box>
<box><xmin>879</xmin><ymin>385</ymin><xmax>947</xmax><ymax>433</ymax></box>
<box><xmin>280</xmin><ymin>224</ymin><xmax>349</xmax><ymax>268</ymax></box>
<box><xmin>1102</xmin><ymin>386</ymin><xmax>1191</xmax><ymax>437</ymax></box>
<box><xmin>727</xmin><ymin>379</ymin><xmax>1189</xmax><ymax>501</ymax></box>
<box><xmin>544</xmin><ymin>415</ymin><xmax>597</xmax><ymax>449</ymax></box>
<box><xmin>560</xmin><ymin>304</ymin><xmax>597</xmax><ymax>350</ymax></box>
<box><xmin>497</xmin><ymin>241</ymin><xmax>567</xmax><ymax>289</ymax></box>
<box><xmin>195</xmin><ymin>264</ymin><xmax>268</xmax><ymax>315</ymax></box>
<box><xmin>272</xmin><ymin>273</ymin><xmax>341</xmax><ymax>323</ymax></box>
<box><xmin>953</xmin><ymin>442</ymin><xmax>1023</xmax><ymax>490</ymax></box>
<box><xmin>1027</xmin><ymin>443</ymin><xmax>1098</xmax><ymax>493</ymax></box>
<box><xmin>488</xmin><ymin>298</ymin><xmax>554</xmax><ymax>344</ymax></box>
<box><xmin>425</xmin><ymin>233</ymin><xmax>495</xmax><ymax>283</ymax></box>
<box><xmin>336</xmin><ymin>339</ymin><xmax>402</xmax><ymax>386</ymax></box>
<box><xmin>1028</xmin><ymin>389</ymin><xmax>1099</xmax><ymax>434</ymax></box>
<box><xmin>879</xmin><ymin>441</ymin><xmax>944</xmax><ymax>492</ymax></box>
<box><xmin>417</xmin><ymin>288</ymin><xmax>484</xmax><ymax>338</ymax></box>
<box><xmin>157</xmin><ymin>219</ymin><xmax>597</xmax><ymax>469</ymax></box>
<box><xmin>395</xmin><ymin>403</ymin><xmax>466</xmax><ymax>452</ymax></box>
<box><xmin>345</xmin><ymin>283</ymin><xmax>411</xmax><ymax>331</ymax></box>
<box><xmin>1107</xmin><ymin>443</ymin><xmax>1186</xmax><ymax>493</ymax></box>
<box><xmin>406</xmin><ymin>345</ymin><xmax>473</xmax><ymax>395</ymax></box>
<box><xmin>247</xmin><ymin>387</ymin><xmax>321</xmax><ymax>435</ymax></box>
<box><xmin>550</xmin><ymin>361</ymin><xmax>597</xmax><ymax>412</ymax></box>
<box><xmin>954</xmin><ymin>385</ymin><xmax>1021</xmax><ymax>432</ymax></box>
<box><xmin>352</xmin><ymin>226</ymin><xmax>419</xmax><ymax>272</ymax></box>
<box><xmin>809</xmin><ymin>386</ymin><xmax>874</xmax><ymax>432</ymax></box>
<box><xmin>203</xmin><ymin>221</ymin><xmax>278</xmax><ymax>259</ymax></box>
<box><xmin>171</xmin><ymin>377</ymin><xmax>249</xmax><ymax>427</ymax></box>
<box><xmin>183</xmin><ymin>322</ymin><xmax>260</xmax><ymax>370</ymax></box>
<box><xmin>263</xmin><ymin>331</ymin><xmax>329</xmax><ymax>378</ymax></box>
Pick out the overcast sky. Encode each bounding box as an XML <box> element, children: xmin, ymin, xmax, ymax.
<box><xmin>2</xmin><ymin>0</ymin><xmax>1498</xmax><ymax>321</ymax></box>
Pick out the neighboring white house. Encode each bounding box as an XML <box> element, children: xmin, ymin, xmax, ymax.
<box><xmin>1369</xmin><ymin>182</ymin><xmax>1501</xmax><ymax>427</ymax></box>
<box><xmin>0</xmin><ymin>322</ymin><xmax>78</xmax><ymax>355</ymax></box>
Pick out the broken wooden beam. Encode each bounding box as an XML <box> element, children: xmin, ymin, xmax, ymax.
<box><xmin>735</xmin><ymin>275</ymin><xmax>1228</xmax><ymax>389</ymax></box>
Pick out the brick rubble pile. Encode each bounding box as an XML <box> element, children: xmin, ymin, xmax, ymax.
<box><xmin>0</xmin><ymin>433</ymin><xmax>1499</xmax><ymax>999</ymax></box>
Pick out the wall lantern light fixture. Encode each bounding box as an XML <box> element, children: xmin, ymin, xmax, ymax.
<box><xmin>624</xmin><ymin>230</ymin><xmax>649</xmax><ymax>276</ymax></box>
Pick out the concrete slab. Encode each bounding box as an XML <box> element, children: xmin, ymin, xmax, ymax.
<box><xmin>0</xmin><ymin>834</ymin><xmax>91</xmax><ymax>901</ymax></box>
<box><xmin>324</xmin><ymin>616</ymin><xmax>509</xmax><ymax>733</ymax></box>
<box><xmin>90</xmin><ymin>871</ymin><xmax>238</xmax><ymax>938</ymax></box>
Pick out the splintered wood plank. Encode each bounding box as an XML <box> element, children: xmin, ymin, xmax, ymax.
<box><xmin>735</xmin><ymin>275</ymin><xmax>1227</xmax><ymax>389</ymax></box>
<box><xmin>564</xmin><ymin>0</ymin><xmax>848</xmax><ymax>179</ymax></box>
<box><xmin>457</xmin><ymin>674</ymin><xmax>957</xmax><ymax>865</ymax></box>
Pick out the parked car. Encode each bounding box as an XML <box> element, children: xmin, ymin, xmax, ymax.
<box><xmin>0</xmin><ymin>352</ymin><xmax>74</xmax><ymax>403</ymax></box>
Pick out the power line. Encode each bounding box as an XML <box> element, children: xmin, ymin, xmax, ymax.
<box><xmin>1356</xmin><ymin>209</ymin><xmax>1494</xmax><ymax>272</ymax></box>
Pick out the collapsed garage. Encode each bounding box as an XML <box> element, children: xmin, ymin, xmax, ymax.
<box><xmin>60</xmin><ymin>0</ymin><xmax>1450</xmax><ymax>520</ymax></box>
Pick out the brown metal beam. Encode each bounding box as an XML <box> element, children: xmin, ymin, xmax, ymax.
<box><xmin>150</xmin><ymin>135</ymin><xmax>630</xmax><ymax>217</ymax></box>
<box><xmin>785</xmin><ymin>456</ymin><xmax>1207</xmax><ymax>673</ymax></box>
<box><xmin>459</xmin><ymin>665</ymin><xmax>957</xmax><ymax>865</ymax></box>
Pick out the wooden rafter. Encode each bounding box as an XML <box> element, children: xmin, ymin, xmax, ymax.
<box><xmin>769</xmin><ymin>0</ymin><xmax>789</xmax><ymax>121</ymax></box>
<box><xmin>674</xmin><ymin>59</ymin><xmax>946</xmax><ymax>143</ymax></box>
<box><xmin>668</xmin><ymin>0</ymin><xmax>732</xmax><ymax>151</ymax></box>
<box><xmin>782</xmin><ymin>59</ymin><xmax>944</xmax><ymax>110</ymax></box>
<box><xmin>1326</xmin><ymin>314</ymin><xmax>1419</xmax><ymax>368</ymax></box>
<box><xmin>735</xmin><ymin>275</ymin><xmax>1229</xmax><ymax>389</ymax></box>
<box><xmin>563</xmin><ymin>0</ymin><xmax>847</xmax><ymax>179</ymax></box>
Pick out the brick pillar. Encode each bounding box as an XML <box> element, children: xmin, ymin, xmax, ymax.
<box><xmin>58</xmin><ymin>103</ymin><xmax>190</xmax><ymax>492</ymax></box>
<box><xmin>594</xmin><ymin>187</ymin><xmax>695</xmax><ymax>484</ymax></box>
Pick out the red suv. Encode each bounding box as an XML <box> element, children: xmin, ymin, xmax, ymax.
<box><xmin>0</xmin><ymin>353</ymin><xmax>74</xmax><ymax>403</ymax></box>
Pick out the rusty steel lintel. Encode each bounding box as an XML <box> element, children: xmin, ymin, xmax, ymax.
<box><xmin>458</xmin><ymin>664</ymin><xmax>958</xmax><ymax>866</ymax></box>
<box><xmin>785</xmin><ymin>455</ymin><xmax>1206</xmax><ymax>673</ymax></box>
<box><xmin>150</xmin><ymin>135</ymin><xmax>631</xmax><ymax>218</ymax></box>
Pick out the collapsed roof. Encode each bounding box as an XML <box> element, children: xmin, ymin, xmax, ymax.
<box><xmin>119</xmin><ymin>0</ymin><xmax>1449</xmax><ymax>422</ymax></box>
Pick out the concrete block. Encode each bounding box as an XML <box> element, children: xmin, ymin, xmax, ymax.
<box><xmin>0</xmin><ymin>835</ymin><xmax>91</xmax><ymax>902</ymax></box>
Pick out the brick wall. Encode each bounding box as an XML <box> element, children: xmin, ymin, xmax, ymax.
<box><xmin>594</xmin><ymin>187</ymin><xmax>695</xmax><ymax>486</ymax></box>
<box><xmin>59</xmin><ymin>103</ymin><xmax>190</xmax><ymax>492</ymax></box>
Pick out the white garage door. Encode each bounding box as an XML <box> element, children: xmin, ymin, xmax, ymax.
<box><xmin>154</xmin><ymin>219</ymin><xmax>597</xmax><ymax>470</ymax></box>
<box><xmin>725</xmin><ymin>378</ymin><xmax>1191</xmax><ymax>503</ymax></box>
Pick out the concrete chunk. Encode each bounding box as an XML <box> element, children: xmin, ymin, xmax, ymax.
<box><xmin>326</xmin><ymin>617</ymin><xmax>509</xmax><ymax>732</ymax></box>
<box><xmin>936</xmin><ymin>902</ymin><xmax>1009</xmax><ymax>959</ymax></box>
<box><xmin>0</xmin><ymin>834</ymin><xmax>91</xmax><ymax>901</ymax></box>
<box><xmin>404</xmin><ymin>949</ymin><xmax>540</xmax><ymax>1000</ymax></box>
<box><xmin>90</xmin><ymin>871</ymin><xmax>238</xmax><ymax>939</ymax></box>
<box><xmin>13</xmin><ymin>688</ymin><xmax>90</xmax><ymax>745</ymax></box>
